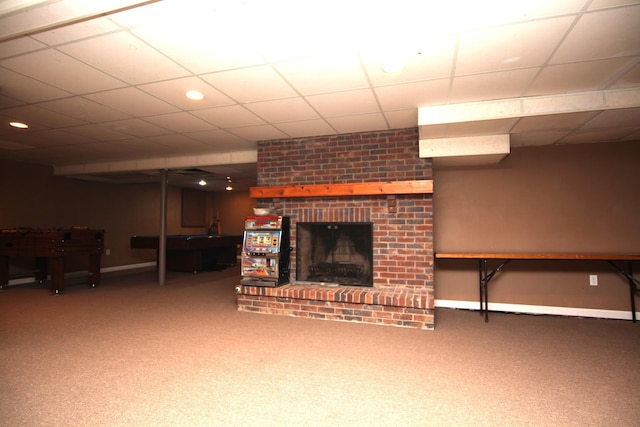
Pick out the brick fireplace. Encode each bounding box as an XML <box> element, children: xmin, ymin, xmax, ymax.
<box><xmin>235</xmin><ymin>127</ymin><xmax>435</xmax><ymax>329</ymax></box>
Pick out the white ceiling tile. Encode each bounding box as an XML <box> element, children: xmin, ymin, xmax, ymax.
<box><xmin>510</xmin><ymin>131</ymin><xmax>569</xmax><ymax>147</ymax></box>
<box><xmin>106</xmin><ymin>0</ymin><xmax>178</xmax><ymax>27</ymax></box>
<box><xmin>142</xmin><ymin>112</ymin><xmax>216</xmax><ymax>133</ymax></box>
<box><xmin>31</xmin><ymin>17</ymin><xmax>120</xmax><ymax>45</ymax></box>
<box><xmin>588</xmin><ymin>0</ymin><xmax>640</xmax><ymax>10</ymax></box>
<box><xmin>275</xmin><ymin>54</ymin><xmax>370</xmax><ymax>95</ymax></box>
<box><xmin>84</xmin><ymin>87</ymin><xmax>179</xmax><ymax>116</ymax></box>
<box><xmin>38</xmin><ymin>97</ymin><xmax>130</xmax><ymax>122</ymax></box>
<box><xmin>132</xmin><ymin>24</ymin><xmax>265</xmax><ymax>74</ymax></box>
<box><xmin>0</xmin><ymin>139</ymin><xmax>31</xmax><ymax>150</ymax></box>
<box><xmin>106</xmin><ymin>138</ymin><xmax>172</xmax><ymax>156</ymax></box>
<box><xmin>305</xmin><ymin>89</ymin><xmax>380</xmax><ymax>117</ymax></box>
<box><xmin>0</xmin><ymin>0</ymin><xmax>150</xmax><ymax>40</ymax></box>
<box><xmin>526</xmin><ymin>58</ymin><xmax>634</xmax><ymax>96</ymax></box>
<box><xmin>620</xmin><ymin>129</ymin><xmax>640</xmax><ymax>141</ymax></box>
<box><xmin>384</xmin><ymin>109</ymin><xmax>418</xmax><ymax>130</ymax></box>
<box><xmin>87</xmin><ymin>141</ymin><xmax>141</xmax><ymax>155</ymax></box>
<box><xmin>0</xmin><ymin>36</ymin><xmax>45</xmax><ymax>59</ymax></box>
<box><xmin>191</xmin><ymin>105</ymin><xmax>265</xmax><ymax>128</ymax></box>
<box><xmin>376</xmin><ymin>79</ymin><xmax>451</xmax><ymax>110</ymax></box>
<box><xmin>244</xmin><ymin>98</ymin><xmax>320</xmax><ymax>123</ymax></box>
<box><xmin>511</xmin><ymin>112</ymin><xmax>596</xmax><ymax>133</ymax></box>
<box><xmin>145</xmin><ymin>133</ymin><xmax>207</xmax><ymax>149</ymax></box>
<box><xmin>0</xmin><ymin>0</ymin><xmax>638</xmax><ymax>173</ymax></box>
<box><xmin>185</xmin><ymin>129</ymin><xmax>253</xmax><ymax>146</ymax></box>
<box><xmin>442</xmin><ymin>0</ymin><xmax>586</xmax><ymax>31</ymax></box>
<box><xmin>609</xmin><ymin>61</ymin><xmax>640</xmax><ymax>88</ymax></box>
<box><xmin>0</xmin><ymin>147</ymin><xmax>53</xmax><ymax>164</ymax></box>
<box><xmin>582</xmin><ymin>107</ymin><xmax>640</xmax><ymax>129</ymax></box>
<box><xmin>2</xmin><ymin>104</ymin><xmax>87</xmax><ymax>128</ymax></box>
<box><xmin>59</xmin><ymin>31</ymin><xmax>190</xmax><ymax>84</ymax></box>
<box><xmin>451</xmin><ymin>68</ymin><xmax>539</xmax><ymax>103</ymax></box>
<box><xmin>0</xmin><ymin>68</ymin><xmax>71</xmax><ymax>103</ymax></box>
<box><xmin>201</xmin><ymin>66</ymin><xmax>298</xmax><ymax>103</ymax></box>
<box><xmin>101</xmin><ymin>118</ymin><xmax>171</xmax><ymax>138</ymax></box>
<box><xmin>6</xmin><ymin>128</ymin><xmax>96</xmax><ymax>146</ymax></box>
<box><xmin>228</xmin><ymin>125</ymin><xmax>289</xmax><ymax>142</ymax></box>
<box><xmin>457</xmin><ymin>16</ymin><xmax>574</xmax><ymax>75</ymax></box>
<box><xmin>29</xmin><ymin>144</ymin><xmax>102</xmax><ymax>162</ymax></box>
<box><xmin>559</xmin><ymin>127</ymin><xmax>635</xmax><ymax>144</ymax></box>
<box><xmin>2</xmin><ymin>48</ymin><xmax>125</xmax><ymax>93</ymax></box>
<box><xmin>326</xmin><ymin>113</ymin><xmax>388</xmax><ymax>134</ymax></box>
<box><xmin>61</xmin><ymin>124</ymin><xmax>131</xmax><ymax>141</ymax></box>
<box><xmin>201</xmin><ymin>139</ymin><xmax>257</xmax><ymax>153</ymax></box>
<box><xmin>552</xmin><ymin>5</ymin><xmax>640</xmax><ymax>64</ymax></box>
<box><xmin>0</xmin><ymin>94</ymin><xmax>24</xmax><ymax>110</ymax></box>
<box><xmin>138</xmin><ymin>77</ymin><xmax>234</xmax><ymax>110</ymax></box>
<box><xmin>250</xmin><ymin>4</ymin><xmax>362</xmax><ymax>63</ymax></box>
<box><xmin>361</xmin><ymin>36</ymin><xmax>457</xmax><ymax>85</ymax></box>
<box><xmin>275</xmin><ymin>119</ymin><xmax>336</xmax><ymax>139</ymax></box>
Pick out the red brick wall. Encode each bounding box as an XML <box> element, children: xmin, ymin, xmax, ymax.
<box><xmin>236</xmin><ymin>127</ymin><xmax>435</xmax><ymax>329</ymax></box>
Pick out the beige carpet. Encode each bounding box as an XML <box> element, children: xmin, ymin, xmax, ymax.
<box><xmin>1</xmin><ymin>266</ymin><xmax>639</xmax><ymax>426</ymax></box>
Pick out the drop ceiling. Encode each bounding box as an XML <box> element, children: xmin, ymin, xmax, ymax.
<box><xmin>0</xmin><ymin>0</ymin><xmax>639</xmax><ymax>188</ymax></box>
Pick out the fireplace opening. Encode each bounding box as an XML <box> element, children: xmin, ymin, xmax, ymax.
<box><xmin>296</xmin><ymin>222</ymin><xmax>373</xmax><ymax>287</ymax></box>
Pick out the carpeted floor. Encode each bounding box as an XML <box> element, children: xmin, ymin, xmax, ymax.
<box><xmin>1</xmin><ymin>266</ymin><xmax>639</xmax><ymax>426</ymax></box>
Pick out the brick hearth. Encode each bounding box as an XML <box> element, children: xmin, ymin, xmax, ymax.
<box><xmin>237</xmin><ymin>283</ymin><xmax>433</xmax><ymax>328</ymax></box>
<box><xmin>236</xmin><ymin>127</ymin><xmax>435</xmax><ymax>329</ymax></box>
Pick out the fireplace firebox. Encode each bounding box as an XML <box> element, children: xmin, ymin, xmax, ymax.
<box><xmin>296</xmin><ymin>222</ymin><xmax>373</xmax><ymax>287</ymax></box>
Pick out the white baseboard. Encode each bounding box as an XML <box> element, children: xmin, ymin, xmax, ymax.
<box><xmin>101</xmin><ymin>262</ymin><xmax>156</xmax><ymax>273</ymax></box>
<box><xmin>6</xmin><ymin>262</ymin><xmax>156</xmax><ymax>287</ymax></box>
<box><xmin>435</xmin><ymin>299</ymin><xmax>638</xmax><ymax>321</ymax></box>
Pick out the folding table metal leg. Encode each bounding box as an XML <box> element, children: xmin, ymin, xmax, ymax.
<box><xmin>607</xmin><ymin>260</ymin><xmax>639</xmax><ymax>322</ymax></box>
<box><xmin>478</xmin><ymin>258</ymin><xmax>510</xmax><ymax>323</ymax></box>
<box><xmin>479</xmin><ymin>259</ymin><xmax>485</xmax><ymax>318</ymax></box>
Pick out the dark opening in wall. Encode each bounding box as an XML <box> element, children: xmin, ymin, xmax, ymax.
<box><xmin>296</xmin><ymin>222</ymin><xmax>373</xmax><ymax>287</ymax></box>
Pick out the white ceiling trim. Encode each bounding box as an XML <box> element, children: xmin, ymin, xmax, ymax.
<box><xmin>419</xmin><ymin>134</ymin><xmax>510</xmax><ymax>158</ymax></box>
<box><xmin>0</xmin><ymin>0</ymin><xmax>157</xmax><ymax>42</ymax></box>
<box><xmin>53</xmin><ymin>149</ymin><xmax>257</xmax><ymax>176</ymax></box>
<box><xmin>418</xmin><ymin>87</ymin><xmax>640</xmax><ymax>126</ymax></box>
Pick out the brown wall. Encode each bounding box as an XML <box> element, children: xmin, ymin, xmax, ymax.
<box><xmin>206</xmin><ymin>191</ymin><xmax>256</xmax><ymax>236</ymax></box>
<box><xmin>433</xmin><ymin>140</ymin><xmax>640</xmax><ymax>311</ymax></box>
<box><xmin>2</xmin><ymin>137</ymin><xmax>638</xmax><ymax>314</ymax></box>
<box><xmin>0</xmin><ymin>159</ymin><xmax>254</xmax><ymax>272</ymax></box>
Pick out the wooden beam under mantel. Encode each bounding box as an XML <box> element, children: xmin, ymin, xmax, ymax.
<box><xmin>250</xmin><ymin>180</ymin><xmax>433</xmax><ymax>199</ymax></box>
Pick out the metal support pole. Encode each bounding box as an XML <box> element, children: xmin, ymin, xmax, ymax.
<box><xmin>627</xmin><ymin>261</ymin><xmax>636</xmax><ymax>322</ymax></box>
<box><xmin>158</xmin><ymin>169</ymin><xmax>168</xmax><ymax>286</ymax></box>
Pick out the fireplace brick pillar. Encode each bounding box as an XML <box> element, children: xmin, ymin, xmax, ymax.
<box><xmin>236</xmin><ymin>127</ymin><xmax>435</xmax><ymax>329</ymax></box>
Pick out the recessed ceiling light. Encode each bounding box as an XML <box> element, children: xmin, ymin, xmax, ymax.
<box><xmin>198</xmin><ymin>179</ymin><xmax>207</xmax><ymax>186</ymax></box>
<box><xmin>225</xmin><ymin>185</ymin><xmax>233</xmax><ymax>191</ymax></box>
<box><xmin>502</xmin><ymin>56</ymin><xmax>521</xmax><ymax>64</ymax></box>
<box><xmin>382</xmin><ymin>59</ymin><xmax>405</xmax><ymax>73</ymax></box>
<box><xmin>186</xmin><ymin>90</ymin><xmax>204</xmax><ymax>100</ymax></box>
<box><xmin>9</xmin><ymin>121</ymin><xmax>29</xmax><ymax>129</ymax></box>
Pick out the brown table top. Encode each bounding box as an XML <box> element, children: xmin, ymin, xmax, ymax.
<box><xmin>435</xmin><ymin>252</ymin><xmax>640</xmax><ymax>261</ymax></box>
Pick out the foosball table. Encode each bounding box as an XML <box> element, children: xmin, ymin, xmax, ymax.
<box><xmin>0</xmin><ymin>227</ymin><xmax>104</xmax><ymax>294</ymax></box>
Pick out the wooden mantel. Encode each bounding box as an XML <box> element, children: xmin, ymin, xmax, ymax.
<box><xmin>250</xmin><ymin>180</ymin><xmax>433</xmax><ymax>199</ymax></box>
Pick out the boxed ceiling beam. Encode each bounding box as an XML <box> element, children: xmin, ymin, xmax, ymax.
<box><xmin>418</xmin><ymin>88</ymin><xmax>640</xmax><ymax>126</ymax></box>
<box><xmin>419</xmin><ymin>134</ymin><xmax>510</xmax><ymax>160</ymax></box>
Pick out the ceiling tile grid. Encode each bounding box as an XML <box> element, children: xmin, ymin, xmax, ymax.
<box><xmin>0</xmin><ymin>0</ymin><xmax>637</xmax><ymax>184</ymax></box>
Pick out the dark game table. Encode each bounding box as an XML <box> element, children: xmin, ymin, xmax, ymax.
<box><xmin>130</xmin><ymin>234</ymin><xmax>242</xmax><ymax>273</ymax></box>
<box><xmin>0</xmin><ymin>228</ymin><xmax>104</xmax><ymax>294</ymax></box>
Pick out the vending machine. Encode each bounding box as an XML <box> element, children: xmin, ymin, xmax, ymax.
<box><xmin>241</xmin><ymin>215</ymin><xmax>290</xmax><ymax>287</ymax></box>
